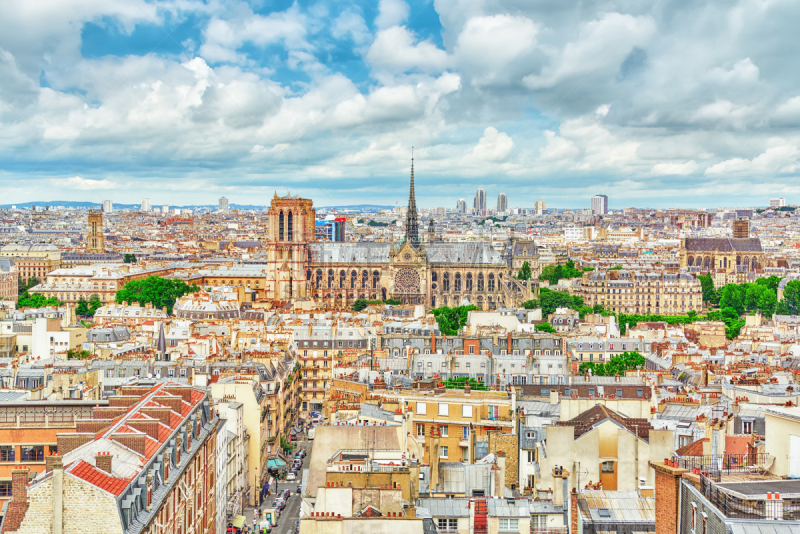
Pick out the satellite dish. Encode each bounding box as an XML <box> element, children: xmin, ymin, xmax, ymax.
<box><xmin>535</xmin><ymin>483</ymin><xmax>541</xmax><ymax>490</ymax></box>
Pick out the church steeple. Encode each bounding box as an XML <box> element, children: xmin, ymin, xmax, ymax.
<box><xmin>406</xmin><ymin>148</ymin><xmax>420</xmax><ymax>248</ymax></box>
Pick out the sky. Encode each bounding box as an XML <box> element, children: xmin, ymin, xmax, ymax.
<box><xmin>1</xmin><ymin>0</ymin><xmax>799</xmax><ymax>210</ymax></box>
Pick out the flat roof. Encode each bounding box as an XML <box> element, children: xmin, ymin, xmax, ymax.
<box><xmin>716</xmin><ymin>480</ymin><xmax>800</xmax><ymax>498</ymax></box>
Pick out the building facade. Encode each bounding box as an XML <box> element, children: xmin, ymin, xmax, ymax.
<box><xmin>86</xmin><ymin>210</ymin><xmax>105</xmax><ymax>253</ymax></box>
<box><xmin>573</xmin><ymin>270</ymin><xmax>703</xmax><ymax>315</ymax></box>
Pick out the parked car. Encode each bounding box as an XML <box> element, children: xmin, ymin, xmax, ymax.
<box><xmin>286</xmin><ymin>472</ymin><xmax>296</xmax><ymax>481</ymax></box>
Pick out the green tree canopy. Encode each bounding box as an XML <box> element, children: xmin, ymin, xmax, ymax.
<box><xmin>114</xmin><ymin>276</ymin><xmax>199</xmax><ymax>315</ymax></box>
<box><xmin>579</xmin><ymin>351</ymin><xmax>645</xmax><ymax>377</ymax></box>
<box><xmin>18</xmin><ymin>276</ymin><xmax>40</xmax><ymax>295</ymax></box>
<box><xmin>123</xmin><ymin>254</ymin><xmax>137</xmax><ymax>263</ymax></box>
<box><xmin>17</xmin><ymin>291</ymin><xmax>61</xmax><ymax>309</ymax></box>
<box><xmin>697</xmin><ymin>274</ymin><xmax>719</xmax><ymax>305</ymax></box>
<box><xmin>777</xmin><ymin>280</ymin><xmax>800</xmax><ymax>315</ymax></box>
<box><xmin>534</xmin><ymin>322</ymin><xmax>557</xmax><ymax>334</ymax></box>
<box><xmin>430</xmin><ymin>305</ymin><xmax>481</xmax><ymax>336</ymax></box>
<box><xmin>517</xmin><ymin>261</ymin><xmax>532</xmax><ymax>281</ymax></box>
<box><xmin>522</xmin><ymin>288</ymin><xmax>586</xmax><ymax>317</ymax></box>
<box><xmin>538</xmin><ymin>260</ymin><xmax>592</xmax><ymax>285</ymax></box>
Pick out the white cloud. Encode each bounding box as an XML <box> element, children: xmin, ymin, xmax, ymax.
<box><xmin>707</xmin><ymin>58</ymin><xmax>759</xmax><ymax>84</ymax></box>
<box><xmin>375</xmin><ymin>0</ymin><xmax>410</xmax><ymax>30</ymax></box>
<box><xmin>367</xmin><ymin>26</ymin><xmax>448</xmax><ymax>74</ymax></box>
<box><xmin>705</xmin><ymin>144</ymin><xmax>800</xmax><ymax>175</ymax></box>
<box><xmin>57</xmin><ymin>176</ymin><xmax>117</xmax><ymax>190</ymax></box>
<box><xmin>472</xmin><ymin>127</ymin><xmax>513</xmax><ymax>161</ymax></box>
<box><xmin>651</xmin><ymin>161</ymin><xmax>700</xmax><ymax>176</ymax></box>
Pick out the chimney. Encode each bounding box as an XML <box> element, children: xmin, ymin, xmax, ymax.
<box><xmin>550</xmin><ymin>389</ymin><xmax>559</xmax><ymax>405</ymax></box>
<box><xmin>614</xmin><ymin>373</ymin><xmax>621</xmax><ymax>382</ymax></box>
<box><xmin>652</xmin><ymin>462</ymin><xmax>687</xmax><ymax>534</ymax></box>
<box><xmin>52</xmin><ymin>456</ymin><xmax>64</xmax><ymax>534</ymax></box>
<box><xmin>96</xmin><ymin>452</ymin><xmax>113</xmax><ymax>474</ymax></box>
<box><xmin>5</xmin><ymin>468</ymin><xmax>31</xmax><ymax>532</ymax></box>
<box><xmin>428</xmin><ymin>426</ymin><xmax>440</xmax><ymax>491</ymax></box>
<box><xmin>552</xmin><ymin>466</ymin><xmax>569</xmax><ymax>508</ymax></box>
<box><xmin>494</xmin><ymin>453</ymin><xmax>506</xmax><ymax>497</ymax></box>
<box><xmin>570</xmin><ymin>489</ymin><xmax>579</xmax><ymax>534</ymax></box>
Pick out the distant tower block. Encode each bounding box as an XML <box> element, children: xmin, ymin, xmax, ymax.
<box><xmin>87</xmin><ymin>210</ymin><xmax>105</xmax><ymax>253</ymax></box>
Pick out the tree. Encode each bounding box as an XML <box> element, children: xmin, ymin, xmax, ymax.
<box><xmin>757</xmin><ymin>290</ymin><xmax>777</xmax><ymax>316</ymax></box>
<box><xmin>755</xmin><ymin>275</ymin><xmax>782</xmax><ymax>293</ymax></box>
<box><xmin>697</xmin><ymin>274</ymin><xmax>718</xmax><ymax>305</ymax></box>
<box><xmin>777</xmin><ymin>280</ymin><xmax>800</xmax><ymax>315</ymax></box>
<box><xmin>579</xmin><ymin>351</ymin><xmax>645</xmax><ymax>376</ymax></box>
<box><xmin>430</xmin><ymin>305</ymin><xmax>481</xmax><ymax>336</ymax></box>
<box><xmin>123</xmin><ymin>254</ymin><xmax>137</xmax><ymax>263</ymax></box>
<box><xmin>114</xmin><ymin>276</ymin><xmax>200</xmax><ymax>315</ymax></box>
<box><xmin>16</xmin><ymin>291</ymin><xmax>61</xmax><ymax>309</ymax></box>
<box><xmin>517</xmin><ymin>261</ymin><xmax>532</xmax><ymax>281</ymax></box>
<box><xmin>385</xmin><ymin>298</ymin><xmax>402</xmax><ymax>305</ymax></box>
<box><xmin>535</xmin><ymin>322</ymin><xmax>557</xmax><ymax>334</ymax></box>
<box><xmin>522</xmin><ymin>288</ymin><xmax>586</xmax><ymax>316</ymax></box>
<box><xmin>88</xmin><ymin>294</ymin><xmax>103</xmax><ymax>315</ymax></box>
<box><xmin>18</xmin><ymin>276</ymin><xmax>40</xmax><ymax>295</ymax></box>
<box><xmin>75</xmin><ymin>297</ymin><xmax>89</xmax><ymax>317</ymax></box>
<box><xmin>719</xmin><ymin>284</ymin><xmax>746</xmax><ymax>315</ymax></box>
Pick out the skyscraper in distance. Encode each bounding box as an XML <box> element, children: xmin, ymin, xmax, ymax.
<box><xmin>141</xmin><ymin>198</ymin><xmax>151</xmax><ymax>212</ymax></box>
<box><xmin>591</xmin><ymin>195</ymin><xmax>608</xmax><ymax>215</ymax></box>
<box><xmin>457</xmin><ymin>199</ymin><xmax>466</xmax><ymax>213</ymax></box>
<box><xmin>474</xmin><ymin>189</ymin><xmax>486</xmax><ymax>212</ymax></box>
<box><xmin>497</xmin><ymin>193</ymin><xmax>507</xmax><ymax>212</ymax></box>
<box><xmin>219</xmin><ymin>196</ymin><xmax>229</xmax><ymax>213</ymax></box>
<box><xmin>535</xmin><ymin>200</ymin><xmax>546</xmax><ymax>215</ymax></box>
<box><xmin>102</xmin><ymin>200</ymin><xmax>113</xmax><ymax>213</ymax></box>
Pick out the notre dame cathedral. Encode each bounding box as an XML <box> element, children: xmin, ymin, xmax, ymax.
<box><xmin>262</xmin><ymin>161</ymin><xmax>537</xmax><ymax>309</ymax></box>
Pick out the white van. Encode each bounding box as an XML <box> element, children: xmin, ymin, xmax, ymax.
<box><xmin>308</xmin><ymin>427</ymin><xmax>315</xmax><ymax>440</ymax></box>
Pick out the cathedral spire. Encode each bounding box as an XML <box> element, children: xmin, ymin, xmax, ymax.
<box><xmin>406</xmin><ymin>147</ymin><xmax>420</xmax><ymax>248</ymax></box>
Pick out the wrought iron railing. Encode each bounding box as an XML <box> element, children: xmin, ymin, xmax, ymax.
<box><xmin>672</xmin><ymin>453</ymin><xmax>772</xmax><ymax>481</ymax></box>
<box><xmin>699</xmin><ymin>474</ymin><xmax>800</xmax><ymax>520</ymax></box>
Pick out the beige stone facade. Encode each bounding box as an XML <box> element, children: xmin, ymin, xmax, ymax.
<box><xmin>573</xmin><ymin>270</ymin><xmax>703</xmax><ymax>315</ymax></box>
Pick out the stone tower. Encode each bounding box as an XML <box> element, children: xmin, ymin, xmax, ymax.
<box><xmin>406</xmin><ymin>150</ymin><xmax>420</xmax><ymax>248</ymax></box>
<box><xmin>86</xmin><ymin>210</ymin><xmax>104</xmax><ymax>253</ymax></box>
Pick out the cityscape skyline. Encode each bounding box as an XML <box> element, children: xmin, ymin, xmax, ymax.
<box><xmin>1</xmin><ymin>1</ymin><xmax>799</xmax><ymax>208</ymax></box>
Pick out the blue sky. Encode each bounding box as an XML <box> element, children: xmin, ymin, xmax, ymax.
<box><xmin>1</xmin><ymin>0</ymin><xmax>800</xmax><ymax>209</ymax></box>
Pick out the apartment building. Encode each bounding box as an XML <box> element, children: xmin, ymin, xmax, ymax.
<box><xmin>572</xmin><ymin>270</ymin><xmax>702</xmax><ymax>315</ymax></box>
<box><xmin>0</xmin><ymin>244</ymin><xmax>62</xmax><ymax>283</ymax></box>
<box><xmin>566</xmin><ymin>336</ymin><xmax>654</xmax><ymax>363</ymax></box>
<box><xmin>2</xmin><ymin>382</ymin><xmax>219</xmax><ymax>534</ymax></box>
<box><xmin>403</xmin><ymin>389</ymin><xmax>516</xmax><ymax>473</ymax></box>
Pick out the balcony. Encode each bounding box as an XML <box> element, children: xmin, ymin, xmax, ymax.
<box><xmin>530</xmin><ymin>528</ymin><xmax>567</xmax><ymax>534</ymax></box>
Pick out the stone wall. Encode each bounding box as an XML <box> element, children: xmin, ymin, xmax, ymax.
<box><xmin>14</xmin><ymin>475</ymin><xmax>124</xmax><ymax>534</ymax></box>
<box><xmin>487</xmin><ymin>432</ymin><xmax>519</xmax><ymax>489</ymax></box>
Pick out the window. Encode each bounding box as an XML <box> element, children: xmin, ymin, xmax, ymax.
<box><xmin>743</xmin><ymin>420</ymin><xmax>753</xmax><ymax>434</ymax></box>
<box><xmin>438</xmin><ymin>403</ymin><xmax>449</xmax><ymax>416</ymax></box>
<box><xmin>21</xmin><ymin>445</ymin><xmax>44</xmax><ymax>462</ymax></box>
<box><xmin>417</xmin><ymin>424</ymin><xmax>425</xmax><ymax>436</ymax></box>
<box><xmin>440</xmin><ymin>446</ymin><xmax>448</xmax><ymax>458</ymax></box>
<box><xmin>462</xmin><ymin>404</ymin><xmax>472</xmax><ymax>418</ymax></box>
<box><xmin>601</xmin><ymin>461</ymin><xmax>615</xmax><ymax>473</ymax></box>
<box><xmin>588</xmin><ymin>388</ymin><xmax>595</xmax><ymax>397</ymax></box>
<box><xmin>462</xmin><ymin>426</ymin><xmax>469</xmax><ymax>440</ymax></box>
<box><xmin>462</xmin><ymin>448</ymin><xmax>469</xmax><ymax>462</ymax></box>
<box><xmin>440</xmin><ymin>425</ymin><xmax>449</xmax><ymax>437</ymax></box>
<box><xmin>0</xmin><ymin>446</ymin><xmax>14</xmax><ymax>462</ymax></box>
<box><xmin>679</xmin><ymin>436</ymin><xmax>690</xmax><ymax>448</ymax></box>
<box><xmin>498</xmin><ymin>519</ymin><xmax>519</xmax><ymax>532</ymax></box>
<box><xmin>637</xmin><ymin>389</ymin><xmax>643</xmax><ymax>397</ymax></box>
<box><xmin>417</xmin><ymin>402</ymin><xmax>426</xmax><ymax>415</ymax></box>
<box><xmin>527</xmin><ymin>450</ymin><xmax>535</xmax><ymax>463</ymax></box>
<box><xmin>531</xmin><ymin>516</ymin><xmax>547</xmax><ymax>528</ymax></box>
<box><xmin>437</xmin><ymin>519</ymin><xmax>457</xmax><ymax>532</ymax></box>
<box><xmin>0</xmin><ymin>481</ymin><xmax>11</xmax><ymax>498</ymax></box>
<box><xmin>691</xmin><ymin>503</ymin><xmax>697</xmax><ymax>531</ymax></box>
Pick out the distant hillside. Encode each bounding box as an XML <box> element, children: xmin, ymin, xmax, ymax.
<box><xmin>0</xmin><ymin>201</ymin><xmax>266</xmax><ymax>210</ymax></box>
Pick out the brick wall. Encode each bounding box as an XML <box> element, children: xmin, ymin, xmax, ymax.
<box><xmin>2</xmin><ymin>468</ymin><xmax>30</xmax><ymax>533</ymax></box>
<box><xmin>113</xmin><ymin>433</ymin><xmax>146</xmax><ymax>456</ymax></box>
<box><xmin>570</xmin><ymin>489</ymin><xmax>578</xmax><ymax>534</ymax></box>
<box><xmin>651</xmin><ymin>462</ymin><xmax>686</xmax><ymax>534</ymax></box>
<box><xmin>488</xmin><ymin>432</ymin><xmax>519</xmax><ymax>489</ymax></box>
<box><xmin>127</xmin><ymin>419</ymin><xmax>160</xmax><ymax>440</ymax></box>
<box><xmin>56</xmin><ymin>433</ymin><xmax>95</xmax><ymax>455</ymax></box>
<box><xmin>75</xmin><ymin>419</ymin><xmax>114</xmax><ymax>434</ymax></box>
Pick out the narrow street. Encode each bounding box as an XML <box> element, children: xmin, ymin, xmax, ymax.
<box><xmin>241</xmin><ymin>438</ymin><xmax>312</xmax><ymax>534</ymax></box>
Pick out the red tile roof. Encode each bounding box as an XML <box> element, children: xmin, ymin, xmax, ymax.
<box><xmin>70</xmin><ymin>461</ymin><xmax>132</xmax><ymax>496</ymax></box>
<box><xmin>144</xmin><ymin>437</ymin><xmax>160</xmax><ymax>459</ymax></box>
<box><xmin>158</xmin><ymin>424</ymin><xmax>173</xmax><ymax>442</ymax></box>
<box><xmin>676</xmin><ymin>438</ymin><xmax>707</xmax><ymax>457</ymax></box>
<box><xmin>169</xmin><ymin>412</ymin><xmax>183</xmax><ymax>429</ymax></box>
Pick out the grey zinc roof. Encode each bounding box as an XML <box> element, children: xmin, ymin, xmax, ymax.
<box><xmin>308</xmin><ymin>242</ymin><xmax>391</xmax><ymax>263</ymax></box>
<box><xmin>417</xmin><ymin>498</ymin><xmax>470</xmax><ymax>517</ymax></box>
<box><xmin>427</xmin><ymin>242</ymin><xmax>505</xmax><ymax>265</ymax></box>
<box><xmin>728</xmin><ymin>522</ymin><xmax>800</xmax><ymax>534</ymax></box>
<box><xmin>486</xmin><ymin>498</ymin><xmax>530</xmax><ymax>517</ymax></box>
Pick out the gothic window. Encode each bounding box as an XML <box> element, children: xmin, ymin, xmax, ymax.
<box><xmin>443</xmin><ymin>272</ymin><xmax>450</xmax><ymax>291</ymax></box>
<box><xmin>431</xmin><ymin>271</ymin><xmax>438</xmax><ymax>282</ymax></box>
<box><xmin>488</xmin><ymin>274</ymin><xmax>495</xmax><ymax>291</ymax></box>
<box><xmin>744</xmin><ymin>257</ymin><xmax>750</xmax><ymax>270</ymax></box>
<box><xmin>351</xmin><ymin>271</ymin><xmax>357</xmax><ymax>289</ymax></box>
<box><xmin>454</xmin><ymin>273</ymin><xmax>461</xmax><ymax>292</ymax></box>
<box><xmin>362</xmin><ymin>270</ymin><xmax>369</xmax><ymax>289</ymax></box>
<box><xmin>287</xmin><ymin>211</ymin><xmax>293</xmax><ymax>241</ymax></box>
<box><xmin>339</xmin><ymin>270</ymin><xmax>346</xmax><ymax>288</ymax></box>
<box><xmin>372</xmin><ymin>270</ymin><xmax>380</xmax><ymax>289</ymax></box>
<box><xmin>687</xmin><ymin>256</ymin><xmax>694</xmax><ymax>267</ymax></box>
<box><xmin>478</xmin><ymin>273</ymin><xmax>484</xmax><ymax>291</ymax></box>
<box><xmin>328</xmin><ymin>269</ymin><xmax>334</xmax><ymax>287</ymax></box>
<box><xmin>704</xmin><ymin>257</ymin><xmax>711</xmax><ymax>269</ymax></box>
<box><xmin>395</xmin><ymin>268</ymin><xmax>421</xmax><ymax>294</ymax></box>
<box><xmin>279</xmin><ymin>211</ymin><xmax>284</xmax><ymax>241</ymax></box>
<box><xmin>306</xmin><ymin>270</ymin><xmax>312</xmax><ymax>283</ymax></box>
<box><xmin>466</xmin><ymin>273</ymin><xmax>473</xmax><ymax>291</ymax></box>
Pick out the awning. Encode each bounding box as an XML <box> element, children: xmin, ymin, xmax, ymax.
<box><xmin>232</xmin><ymin>515</ymin><xmax>246</xmax><ymax>529</ymax></box>
<box><xmin>268</xmin><ymin>458</ymin><xmax>286</xmax><ymax>468</ymax></box>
